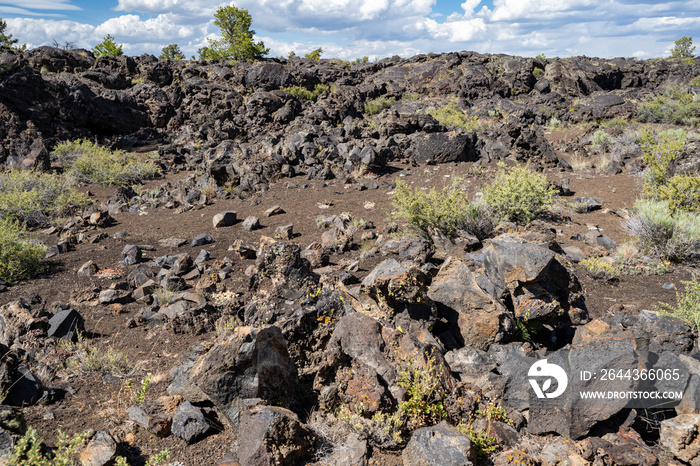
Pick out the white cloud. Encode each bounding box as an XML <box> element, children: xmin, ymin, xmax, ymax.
<box><xmin>1</xmin><ymin>0</ymin><xmax>80</xmax><ymax>10</ymax></box>
<box><xmin>416</xmin><ymin>17</ymin><xmax>487</xmax><ymax>42</ymax></box>
<box><xmin>490</xmin><ymin>0</ymin><xmax>599</xmax><ymax>22</ymax></box>
<box><xmin>3</xmin><ymin>0</ymin><xmax>700</xmax><ymax>62</ymax></box>
<box><xmin>235</xmin><ymin>0</ymin><xmax>434</xmax><ymax>32</ymax></box>
<box><xmin>6</xmin><ymin>18</ymin><xmax>95</xmax><ymax>49</ymax></box>
<box><xmin>0</xmin><ymin>6</ymin><xmax>48</xmax><ymax>16</ymax></box>
<box><xmin>95</xmin><ymin>14</ymin><xmax>195</xmax><ymax>41</ymax></box>
<box><xmin>115</xmin><ymin>0</ymin><xmax>182</xmax><ymax>13</ymax></box>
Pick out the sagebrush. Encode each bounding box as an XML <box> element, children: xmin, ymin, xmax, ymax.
<box><xmin>0</xmin><ymin>169</ymin><xmax>90</xmax><ymax>226</ymax></box>
<box><xmin>365</xmin><ymin>97</ymin><xmax>396</xmax><ymax>115</ymax></box>
<box><xmin>636</xmin><ymin>87</ymin><xmax>700</xmax><ymax>126</ymax></box>
<box><xmin>624</xmin><ymin>199</ymin><xmax>700</xmax><ymax>260</ymax></box>
<box><xmin>391</xmin><ymin>177</ymin><xmax>491</xmax><ymax>238</ymax></box>
<box><xmin>482</xmin><ymin>164</ymin><xmax>555</xmax><ymax>223</ymax></box>
<box><xmin>428</xmin><ymin>103</ymin><xmax>482</xmax><ymax>131</ymax></box>
<box><xmin>0</xmin><ymin>218</ymin><xmax>46</xmax><ymax>283</ymax></box>
<box><xmin>281</xmin><ymin>84</ymin><xmax>329</xmax><ymax>101</ymax></box>
<box><xmin>52</xmin><ymin>139</ymin><xmax>158</xmax><ymax>186</ymax></box>
<box><xmin>8</xmin><ymin>426</ymin><xmax>169</xmax><ymax>466</ymax></box>
<box><xmin>657</xmin><ymin>275</ymin><xmax>700</xmax><ymax>339</ymax></box>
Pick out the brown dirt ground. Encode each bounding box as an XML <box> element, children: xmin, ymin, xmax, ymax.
<box><xmin>1</xmin><ymin>128</ymin><xmax>698</xmax><ymax>465</ymax></box>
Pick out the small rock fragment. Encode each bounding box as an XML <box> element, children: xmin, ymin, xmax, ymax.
<box><xmin>77</xmin><ymin>261</ymin><xmax>99</xmax><ymax>277</ymax></box>
<box><xmin>120</xmin><ymin>245</ymin><xmax>142</xmax><ymax>266</ymax></box>
<box><xmin>48</xmin><ymin>309</ymin><xmax>84</xmax><ymax>341</ymax></box>
<box><xmin>195</xmin><ymin>249</ymin><xmax>211</xmax><ymax>264</ymax></box>
<box><xmin>213</xmin><ymin>211</ymin><xmax>237</xmax><ymax>228</ymax></box>
<box><xmin>159</xmin><ymin>237</ymin><xmax>187</xmax><ymax>248</ymax></box>
<box><xmin>191</xmin><ymin>234</ymin><xmax>215</xmax><ymax>247</ymax></box>
<box><xmin>242</xmin><ymin>216</ymin><xmax>260</xmax><ymax>231</ymax></box>
<box><xmin>264</xmin><ymin>206</ymin><xmax>285</xmax><ymax>217</ymax></box>
<box><xmin>229</xmin><ymin>240</ymin><xmax>257</xmax><ymax>259</ymax></box>
<box><xmin>275</xmin><ymin>224</ymin><xmax>293</xmax><ymax>240</ymax></box>
<box><xmin>79</xmin><ymin>431</ymin><xmax>117</xmax><ymax>466</ymax></box>
<box><xmin>171</xmin><ymin>401</ymin><xmax>212</xmax><ymax>444</ymax></box>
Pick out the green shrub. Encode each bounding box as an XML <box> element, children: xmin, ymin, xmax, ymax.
<box><xmin>580</xmin><ymin>256</ymin><xmax>621</xmax><ymax>280</ymax></box>
<box><xmin>397</xmin><ymin>353</ymin><xmax>447</xmax><ymax>431</ymax></box>
<box><xmin>52</xmin><ymin>139</ymin><xmax>158</xmax><ymax>186</ymax></box>
<box><xmin>281</xmin><ymin>84</ymin><xmax>329</xmax><ymax>101</ymax></box>
<box><xmin>657</xmin><ymin>275</ymin><xmax>700</xmax><ymax>336</ymax></box>
<box><xmin>59</xmin><ymin>331</ymin><xmax>130</xmax><ymax>376</ymax></box>
<box><xmin>428</xmin><ymin>103</ymin><xmax>481</xmax><ymax>131</ymax></box>
<box><xmin>391</xmin><ymin>178</ymin><xmax>491</xmax><ymax>238</ymax></box>
<box><xmin>636</xmin><ymin>87</ymin><xmax>700</xmax><ymax>125</ymax></box>
<box><xmin>334</xmin><ymin>351</ymin><xmax>448</xmax><ymax>448</ymax></box>
<box><xmin>0</xmin><ymin>169</ymin><xmax>90</xmax><ymax>226</ymax></box>
<box><xmin>8</xmin><ymin>426</ymin><xmax>169</xmax><ymax>466</ymax></box>
<box><xmin>0</xmin><ymin>219</ymin><xmax>46</xmax><ymax>283</ymax></box>
<box><xmin>364</xmin><ymin>96</ymin><xmax>396</xmax><ymax>115</ymax></box>
<box><xmin>546</xmin><ymin>117</ymin><xmax>561</xmax><ymax>129</ymax></box>
<box><xmin>401</xmin><ymin>92</ymin><xmax>422</xmax><ymax>101</ymax></box>
<box><xmin>482</xmin><ymin>165</ymin><xmax>556</xmax><ymax>223</ymax></box>
<box><xmin>590</xmin><ymin>130</ymin><xmax>611</xmax><ymax>152</ymax></box>
<box><xmin>654</xmin><ymin>174</ymin><xmax>700</xmax><ymax>212</ymax></box>
<box><xmin>8</xmin><ymin>427</ymin><xmax>89</xmax><ymax>466</ymax></box>
<box><xmin>457</xmin><ymin>405</ymin><xmax>512</xmax><ymax>459</ymax></box>
<box><xmin>601</xmin><ymin>117</ymin><xmax>630</xmax><ymax>127</ymax></box>
<box><xmin>637</xmin><ymin>128</ymin><xmax>696</xmax><ymax>210</ymax></box>
<box><xmin>625</xmin><ymin>199</ymin><xmax>700</xmax><ymax>260</ymax></box>
<box><xmin>124</xmin><ymin>373</ymin><xmax>152</xmax><ymax>403</ymax></box>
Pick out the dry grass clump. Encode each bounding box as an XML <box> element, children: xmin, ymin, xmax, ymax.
<box><xmin>52</xmin><ymin>139</ymin><xmax>158</xmax><ymax>186</ymax></box>
<box><xmin>0</xmin><ymin>169</ymin><xmax>90</xmax><ymax>226</ymax></box>
<box><xmin>0</xmin><ymin>218</ymin><xmax>46</xmax><ymax>283</ymax></box>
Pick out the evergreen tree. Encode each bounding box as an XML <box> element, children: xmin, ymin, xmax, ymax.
<box><xmin>0</xmin><ymin>18</ymin><xmax>18</xmax><ymax>49</ymax></box>
<box><xmin>159</xmin><ymin>44</ymin><xmax>185</xmax><ymax>60</ymax></box>
<box><xmin>93</xmin><ymin>34</ymin><xmax>123</xmax><ymax>58</ymax></box>
<box><xmin>671</xmin><ymin>36</ymin><xmax>696</xmax><ymax>58</ymax></box>
<box><xmin>199</xmin><ymin>5</ymin><xmax>268</xmax><ymax>61</ymax></box>
<box><xmin>304</xmin><ymin>47</ymin><xmax>323</xmax><ymax>62</ymax></box>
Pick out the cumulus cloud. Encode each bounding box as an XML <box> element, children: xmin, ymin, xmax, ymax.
<box><xmin>490</xmin><ymin>0</ymin><xmax>600</xmax><ymax>22</ymax></box>
<box><xmin>416</xmin><ymin>17</ymin><xmax>487</xmax><ymax>42</ymax></box>
<box><xmin>6</xmin><ymin>18</ymin><xmax>95</xmax><ymax>49</ymax></box>
<box><xmin>3</xmin><ymin>0</ymin><xmax>700</xmax><ymax>61</ymax></box>
<box><xmin>235</xmin><ymin>0</ymin><xmax>435</xmax><ymax>32</ymax></box>
<box><xmin>95</xmin><ymin>14</ymin><xmax>196</xmax><ymax>41</ymax></box>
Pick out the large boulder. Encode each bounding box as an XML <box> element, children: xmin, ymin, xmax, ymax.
<box><xmin>313</xmin><ymin>312</ymin><xmax>451</xmax><ymax>416</ymax></box>
<box><xmin>233</xmin><ymin>405</ymin><xmax>316</xmax><ymax>466</ymax></box>
<box><xmin>360</xmin><ymin>259</ymin><xmax>437</xmax><ymax>332</ymax></box>
<box><xmin>482</xmin><ymin>234</ymin><xmax>587</xmax><ymax>331</ymax></box>
<box><xmin>527</xmin><ymin>335</ymin><xmax>639</xmax><ymax>439</ymax></box>
<box><xmin>250</xmin><ymin>242</ymin><xmax>318</xmax><ymax>296</ymax></box>
<box><xmin>402</xmin><ymin>421</ymin><xmax>474</xmax><ymax>466</ymax></box>
<box><xmin>428</xmin><ymin>257</ymin><xmax>510</xmax><ymax>350</ymax></box>
<box><xmin>660</xmin><ymin>413</ymin><xmax>700</xmax><ymax>465</ymax></box>
<box><xmin>407</xmin><ymin>131</ymin><xmax>479</xmax><ymax>164</ymax></box>
<box><xmin>169</xmin><ymin>326</ymin><xmax>299</xmax><ymax>416</ymax></box>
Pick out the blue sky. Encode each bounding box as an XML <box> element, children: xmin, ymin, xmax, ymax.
<box><xmin>1</xmin><ymin>0</ymin><xmax>699</xmax><ymax>60</ymax></box>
